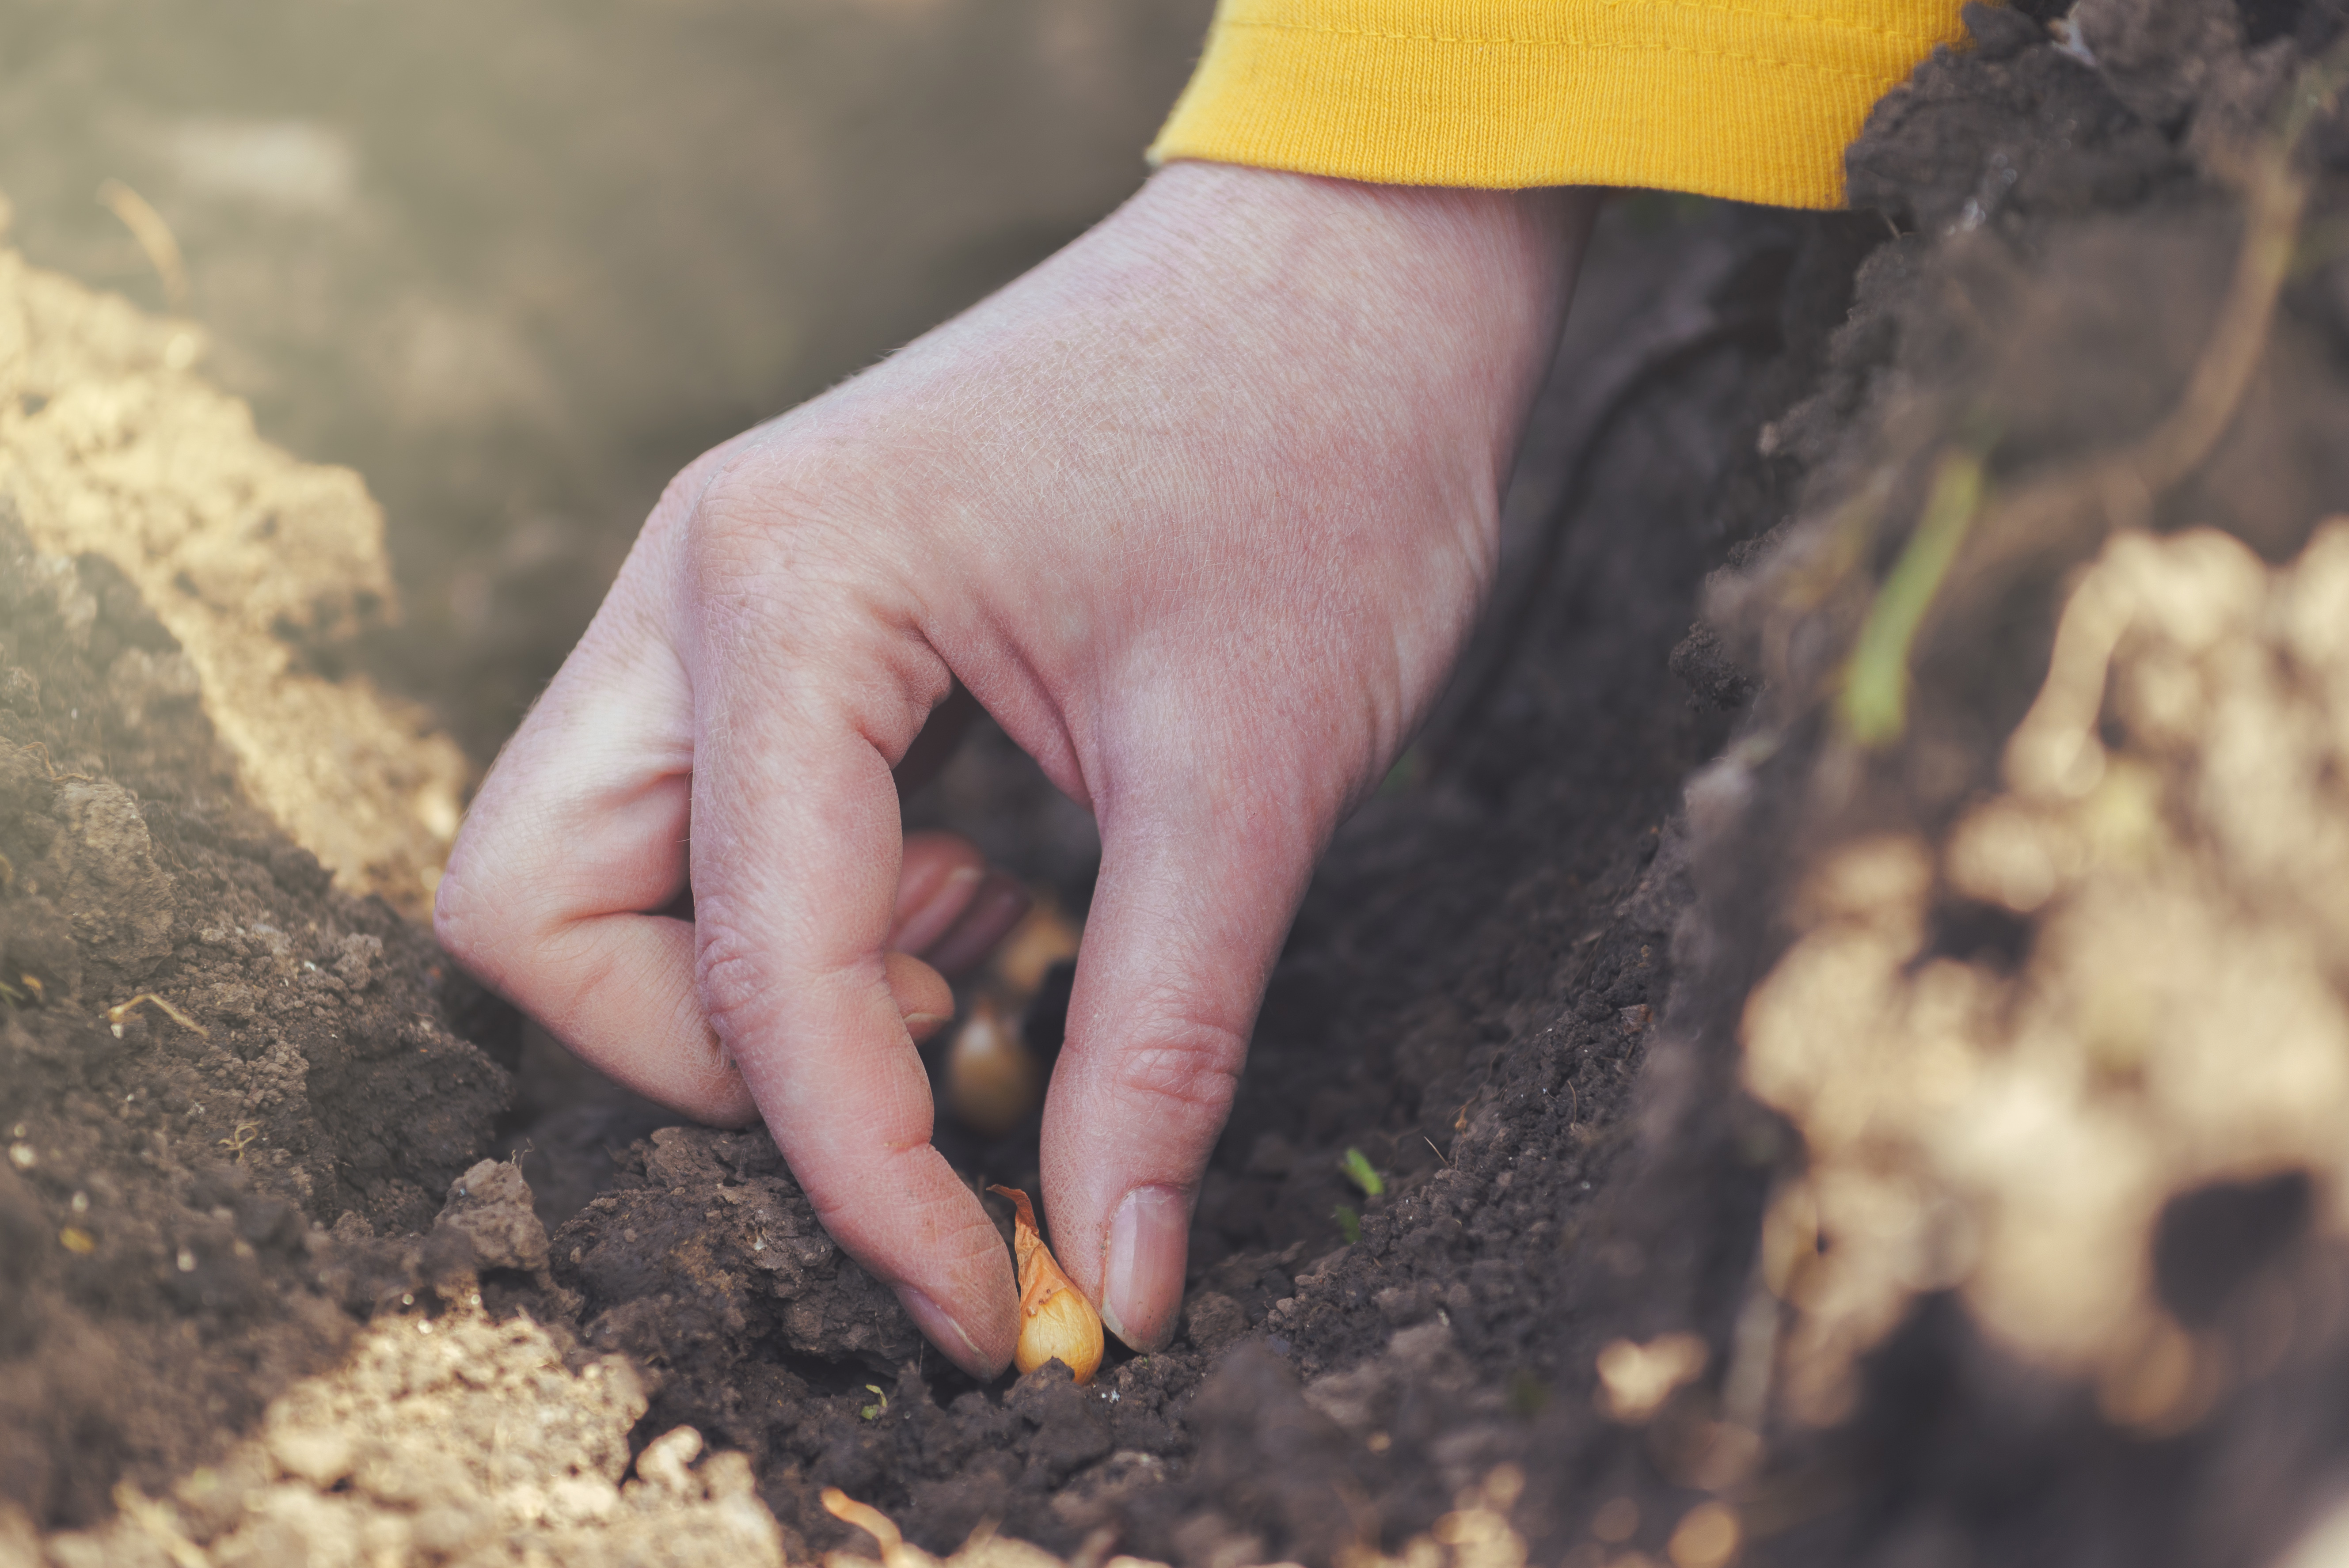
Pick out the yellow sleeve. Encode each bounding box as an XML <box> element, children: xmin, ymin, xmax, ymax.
<box><xmin>1148</xmin><ymin>0</ymin><xmax>1970</xmax><ymax>209</ymax></box>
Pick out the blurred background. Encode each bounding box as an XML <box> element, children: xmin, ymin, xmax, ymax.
<box><xmin>0</xmin><ymin>0</ymin><xmax>1213</xmax><ymax>762</ymax></box>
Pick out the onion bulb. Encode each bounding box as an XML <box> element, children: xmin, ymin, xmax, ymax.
<box><xmin>945</xmin><ymin>998</ymin><xmax>1041</xmax><ymax>1138</ymax></box>
<box><xmin>991</xmin><ymin>901</ymin><xmax>1080</xmax><ymax>996</ymax></box>
<box><xmin>987</xmin><ymin>1185</ymin><xmax>1103</xmax><ymax>1384</ymax></box>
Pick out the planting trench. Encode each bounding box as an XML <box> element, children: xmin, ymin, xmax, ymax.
<box><xmin>7</xmin><ymin>0</ymin><xmax>2349</xmax><ymax>1561</ymax></box>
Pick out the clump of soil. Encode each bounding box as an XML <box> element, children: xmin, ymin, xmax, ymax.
<box><xmin>35</xmin><ymin>1305</ymin><xmax>789</xmax><ymax>1568</ymax></box>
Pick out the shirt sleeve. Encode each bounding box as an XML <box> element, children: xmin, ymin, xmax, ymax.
<box><xmin>1147</xmin><ymin>0</ymin><xmax>1970</xmax><ymax>209</ymax></box>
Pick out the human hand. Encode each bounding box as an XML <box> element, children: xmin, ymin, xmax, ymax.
<box><xmin>434</xmin><ymin>162</ymin><xmax>1594</xmax><ymax>1374</ymax></box>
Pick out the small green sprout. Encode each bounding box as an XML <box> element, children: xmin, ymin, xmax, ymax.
<box><xmin>860</xmin><ymin>1384</ymin><xmax>888</xmax><ymax>1420</ymax></box>
<box><xmin>1339</xmin><ymin>1147</ymin><xmax>1384</xmax><ymax>1199</ymax></box>
<box><xmin>1840</xmin><ymin>447</ymin><xmax>1986</xmax><ymax>748</ymax></box>
<box><xmin>1333</xmin><ymin>1206</ymin><xmax>1362</xmax><ymax>1245</ymax></box>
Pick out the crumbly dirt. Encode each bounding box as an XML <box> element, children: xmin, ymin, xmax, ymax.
<box><xmin>0</xmin><ymin>504</ymin><xmax>505</xmax><ymax>1530</ymax></box>
<box><xmin>0</xmin><ymin>244</ymin><xmax>470</xmax><ymax>918</ymax></box>
<box><xmin>10</xmin><ymin>0</ymin><xmax>2349</xmax><ymax>1560</ymax></box>
<box><xmin>34</xmin><ymin>1304</ymin><xmax>790</xmax><ymax>1568</ymax></box>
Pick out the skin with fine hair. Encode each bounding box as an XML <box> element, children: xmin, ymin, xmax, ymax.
<box><xmin>434</xmin><ymin>161</ymin><xmax>1598</xmax><ymax>1374</ymax></box>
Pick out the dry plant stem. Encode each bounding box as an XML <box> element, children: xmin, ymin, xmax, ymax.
<box><xmin>95</xmin><ymin>179</ymin><xmax>189</xmax><ymax>312</ymax></box>
<box><xmin>1964</xmin><ymin>66</ymin><xmax>2317</xmax><ymax>585</ymax></box>
<box><xmin>2130</xmin><ymin>164</ymin><xmax>2307</xmax><ymax>491</ymax></box>
<box><xmin>987</xmin><ymin>1185</ymin><xmax>1104</xmax><ymax>1384</ymax></box>
<box><xmin>105</xmin><ymin>992</ymin><xmax>209</xmax><ymax>1038</ymax></box>
<box><xmin>824</xmin><ymin>1488</ymin><xmax>906</xmax><ymax>1556</ymax></box>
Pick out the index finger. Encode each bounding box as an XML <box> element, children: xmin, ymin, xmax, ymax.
<box><xmin>683</xmin><ymin>569</ymin><xmax>1018</xmax><ymax>1376</ymax></box>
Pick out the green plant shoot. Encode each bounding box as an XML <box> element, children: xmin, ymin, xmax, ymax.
<box><xmin>1841</xmin><ymin>448</ymin><xmax>1986</xmax><ymax>748</ymax></box>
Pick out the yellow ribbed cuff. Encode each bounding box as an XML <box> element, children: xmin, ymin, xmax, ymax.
<box><xmin>1148</xmin><ymin>0</ymin><xmax>1969</xmax><ymax>209</ymax></box>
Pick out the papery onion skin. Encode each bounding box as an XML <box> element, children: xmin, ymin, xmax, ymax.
<box><xmin>988</xmin><ymin>1185</ymin><xmax>1104</xmax><ymax>1384</ymax></box>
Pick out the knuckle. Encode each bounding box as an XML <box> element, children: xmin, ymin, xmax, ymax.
<box><xmin>680</xmin><ymin>488</ymin><xmax>787</xmax><ymax>609</ymax></box>
<box><xmin>1106</xmin><ymin>1017</ymin><xmax>1247</xmax><ymax>1121</ymax></box>
<box><xmin>680</xmin><ymin>465</ymin><xmax>774</xmax><ymax>556</ymax></box>
<box><xmin>430</xmin><ymin>816</ymin><xmax>564</xmax><ymax>999</ymax></box>
<box><xmin>681</xmin><ymin>454</ymin><xmax>852</xmax><ymax>568</ymax></box>
<box><xmin>678</xmin><ymin>479</ymin><xmax>882</xmax><ymax>660</ymax></box>
<box><xmin>688</xmin><ymin>908</ymin><xmax>772</xmax><ymax>1042</ymax></box>
<box><xmin>430</xmin><ymin>856</ymin><xmax>502</xmax><ymax>978</ymax></box>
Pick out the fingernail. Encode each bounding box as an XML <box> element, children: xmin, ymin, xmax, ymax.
<box><xmin>893</xmin><ymin>864</ymin><xmax>983</xmax><ymax>955</ymax></box>
<box><xmin>902</xmin><ymin>1008</ymin><xmax>955</xmax><ymax>1045</ymax></box>
<box><xmin>925</xmin><ymin>875</ymin><xmax>1032</xmax><ymax>977</ymax></box>
<box><xmin>1101</xmin><ymin>1185</ymin><xmax>1188</xmax><ymax>1353</ymax></box>
<box><xmin>899</xmin><ymin>1285</ymin><xmax>997</xmax><ymax>1376</ymax></box>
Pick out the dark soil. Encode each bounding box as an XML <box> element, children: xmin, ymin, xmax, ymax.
<box><xmin>0</xmin><ymin>505</ymin><xmax>506</xmax><ymax>1528</ymax></box>
<box><xmin>10</xmin><ymin>0</ymin><xmax>2349</xmax><ymax>1557</ymax></box>
<box><xmin>1668</xmin><ymin>0</ymin><xmax>2349</xmax><ymax>1559</ymax></box>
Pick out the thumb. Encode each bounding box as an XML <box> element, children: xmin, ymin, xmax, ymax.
<box><xmin>1038</xmin><ymin>789</ymin><xmax>1323</xmax><ymax>1352</ymax></box>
